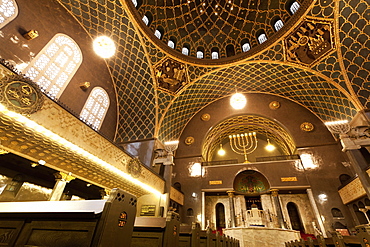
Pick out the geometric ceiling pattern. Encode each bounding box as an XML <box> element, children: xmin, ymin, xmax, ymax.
<box><xmin>201</xmin><ymin>115</ymin><xmax>296</xmax><ymax>162</ymax></box>
<box><xmin>58</xmin><ymin>0</ymin><xmax>369</xmax><ymax>143</ymax></box>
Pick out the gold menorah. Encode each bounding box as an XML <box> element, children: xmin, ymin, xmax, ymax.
<box><xmin>229</xmin><ymin>132</ymin><xmax>258</xmax><ymax>163</ymax></box>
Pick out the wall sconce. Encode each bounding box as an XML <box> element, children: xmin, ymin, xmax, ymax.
<box><xmin>22</xmin><ymin>30</ymin><xmax>39</xmax><ymax>40</ymax></box>
<box><xmin>80</xmin><ymin>82</ymin><xmax>90</xmax><ymax>90</ymax></box>
<box><xmin>217</xmin><ymin>143</ymin><xmax>225</xmax><ymax>156</ymax></box>
<box><xmin>265</xmin><ymin>139</ymin><xmax>276</xmax><ymax>151</ymax></box>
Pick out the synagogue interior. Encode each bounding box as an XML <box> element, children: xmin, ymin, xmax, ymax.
<box><xmin>0</xmin><ymin>0</ymin><xmax>369</xmax><ymax>246</ymax></box>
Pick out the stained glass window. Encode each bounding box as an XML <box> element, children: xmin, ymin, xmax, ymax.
<box><xmin>0</xmin><ymin>0</ymin><xmax>18</xmax><ymax>29</ymax></box>
<box><xmin>80</xmin><ymin>87</ymin><xmax>109</xmax><ymax>130</ymax></box>
<box><xmin>23</xmin><ymin>34</ymin><xmax>82</xmax><ymax>99</ymax></box>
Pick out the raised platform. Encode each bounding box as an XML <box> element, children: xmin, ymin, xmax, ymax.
<box><xmin>223</xmin><ymin>227</ymin><xmax>300</xmax><ymax>247</ymax></box>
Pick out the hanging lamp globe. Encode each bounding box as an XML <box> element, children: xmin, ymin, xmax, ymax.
<box><xmin>230</xmin><ymin>92</ymin><xmax>246</xmax><ymax>109</ymax></box>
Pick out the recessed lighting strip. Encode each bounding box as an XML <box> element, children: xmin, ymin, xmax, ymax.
<box><xmin>0</xmin><ymin>103</ymin><xmax>162</xmax><ymax>196</ymax></box>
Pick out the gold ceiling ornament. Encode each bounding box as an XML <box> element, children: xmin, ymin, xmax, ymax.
<box><xmin>201</xmin><ymin>113</ymin><xmax>210</xmax><ymax>121</ymax></box>
<box><xmin>0</xmin><ymin>72</ymin><xmax>44</xmax><ymax>115</ymax></box>
<box><xmin>285</xmin><ymin>18</ymin><xmax>335</xmax><ymax>66</ymax></box>
<box><xmin>0</xmin><ymin>148</ymin><xmax>9</xmax><ymax>155</ymax></box>
<box><xmin>300</xmin><ymin>122</ymin><xmax>315</xmax><ymax>132</ymax></box>
<box><xmin>185</xmin><ymin>136</ymin><xmax>195</xmax><ymax>145</ymax></box>
<box><xmin>154</xmin><ymin>58</ymin><xmax>188</xmax><ymax>95</ymax></box>
<box><xmin>269</xmin><ymin>101</ymin><xmax>280</xmax><ymax>110</ymax></box>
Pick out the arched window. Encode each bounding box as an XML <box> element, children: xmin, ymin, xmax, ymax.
<box><xmin>23</xmin><ymin>34</ymin><xmax>82</xmax><ymax>99</ymax></box>
<box><xmin>80</xmin><ymin>87</ymin><xmax>110</xmax><ymax>130</ymax></box>
<box><xmin>142</xmin><ymin>15</ymin><xmax>149</xmax><ymax>25</ymax></box>
<box><xmin>182</xmin><ymin>47</ymin><xmax>189</xmax><ymax>55</ymax></box>
<box><xmin>131</xmin><ymin>0</ymin><xmax>137</xmax><ymax>7</ymax></box>
<box><xmin>339</xmin><ymin>174</ymin><xmax>351</xmax><ymax>185</ymax></box>
<box><xmin>186</xmin><ymin>208</ymin><xmax>194</xmax><ymax>217</ymax></box>
<box><xmin>168</xmin><ymin>39</ymin><xmax>175</xmax><ymax>49</ymax></box>
<box><xmin>242</xmin><ymin>42</ymin><xmax>251</xmax><ymax>52</ymax></box>
<box><xmin>290</xmin><ymin>1</ymin><xmax>300</xmax><ymax>14</ymax></box>
<box><xmin>274</xmin><ymin>19</ymin><xmax>284</xmax><ymax>31</ymax></box>
<box><xmin>226</xmin><ymin>44</ymin><xmax>235</xmax><ymax>57</ymax></box>
<box><xmin>196</xmin><ymin>50</ymin><xmax>204</xmax><ymax>59</ymax></box>
<box><xmin>154</xmin><ymin>29</ymin><xmax>162</xmax><ymax>39</ymax></box>
<box><xmin>331</xmin><ymin>208</ymin><xmax>344</xmax><ymax>218</ymax></box>
<box><xmin>173</xmin><ymin>182</ymin><xmax>182</xmax><ymax>191</ymax></box>
<box><xmin>211</xmin><ymin>51</ymin><xmax>219</xmax><ymax>59</ymax></box>
<box><xmin>0</xmin><ymin>0</ymin><xmax>18</xmax><ymax>29</ymax></box>
<box><xmin>258</xmin><ymin>33</ymin><xmax>267</xmax><ymax>44</ymax></box>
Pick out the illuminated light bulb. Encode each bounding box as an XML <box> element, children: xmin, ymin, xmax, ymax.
<box><xmin>218</xmin><ymin>144</ymin><xmax>225</xmax><ymax>156</ymax></box>
<box><xmin>265</xmin><ymin>139</ymin><xmax>276</xmax><ymax>151</ymax></box>
<box><xmin>230</xmin><ymin>92</ymin><xmax>246</xmax><ymax>109</ymax></box>
<box><xmin>93</xmin><ymin>36</ymin><xmax>116</xmax><ymax>58</ymax></box>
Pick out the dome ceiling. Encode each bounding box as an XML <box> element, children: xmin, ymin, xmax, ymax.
<box><xmin>57</xmin><ymin>0</ymin><xmax>369</xmax><ymax>143</ymax></box>
<box><xmin>130</xmin><ymin>0</ymin><xmax>311</xmax><ymax>63</ymax></box>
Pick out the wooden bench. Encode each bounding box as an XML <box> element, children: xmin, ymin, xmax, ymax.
<box><xmin>179</xmin><ymin>223</ymin><xmax>240</xmax><ymax>247</ymax></box>
<box><xmin>132</xmin><ymin>211</ymin><xmax>181</xmax><ymax>247</ymax></box>
<box><xmin>0</xmin><ymin>188</ymin><xmax>136</xmax><ymax>247</ymax></box>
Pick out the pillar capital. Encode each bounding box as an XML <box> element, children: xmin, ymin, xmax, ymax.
<box><xmin>53</xmin><ymin>172</ymin><xmax>75</xmax><ymax>183</ymax></box>
<box><xmin>270</xmin><ymin>189</ymin><xmax>279</xmax><ymax>196</ymax></box>
<box><xmin>226</xmin><ymin>190</ymin><xmax>235</xmax><ymax>197</ymax></box>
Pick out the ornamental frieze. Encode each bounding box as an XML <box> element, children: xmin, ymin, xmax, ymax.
<box><xmin>155</xmin><ymin>58</ymin><xmax>188</xmax><ymax>95</ymax></box>
<box><xmin>285</xmin><ymin>18</ymin><xmax>335</xmax><ymax>67</ymax></box>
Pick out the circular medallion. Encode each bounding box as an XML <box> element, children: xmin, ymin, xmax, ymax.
<box><xmin>300</xmin><ymin>122</ymin><xmax>314</xmax><ymax>132</ymax></box>
<box><xmin>201</xmin><ymin>113</ymin><xmax>210</xmax><ymax>121</ymax></box>
<box><xmin>0</xmin><ymin>73</ymin><xmax>43</xmax><ymax>114</ymax></box>
<box><xmin>269</xmin><ymin>101</ymin><xmax>280</xmax><ymax>110</ymax></box>
<box><xmin>185</xmin><ymin>136</ymin><xmax>195</xmax><ymax>145</ymax></box>
<box><xmin>127</xmin><ymin>158</ymin><xmax>142</xmax><ymax>178</ymax></box>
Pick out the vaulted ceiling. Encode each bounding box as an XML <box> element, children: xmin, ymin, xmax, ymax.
<box><xmin>58</xmin><ymin>0</ymin><xmax>369</xmax><ymax>143</ymax></box>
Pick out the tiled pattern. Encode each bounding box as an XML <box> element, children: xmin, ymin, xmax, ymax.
<box><xmin>57</xmin><ymin>0</ymin><xmax>368</xmax><ymax>145</ymax></box>
<box><xmin>338</xmin><ymin>0</ymin><xmax>370</xmax><ymax>108</ymax></box>
<box><xmin>136</xmin><ymin>0</ymin><xmax>303</xmax><ymax>59</ymax></box>
<box><xmin>159</xmin><ymin>63</ymin><xmax>357</xmax><ymax>141</ymax></box>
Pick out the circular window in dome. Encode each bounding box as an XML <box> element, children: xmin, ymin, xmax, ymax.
<box><xmin>233</xmin><ymin>170</ymin><xmax>270</xmax><ymax>195</ymax></box>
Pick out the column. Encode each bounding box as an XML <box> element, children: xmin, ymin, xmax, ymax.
<box><xmin>270</xmin><ymin>189</ymin><xmax>285</xmax><ymax>228</ymax></box>
<box><xmin>307</xmin><ymin>188</ymin><xmax>327</xmax><ymax>237</ymax></box>
<box><xmin>49</xmin><ymin>172</ymin><xmax>75</xmax><ymax>201</ymax></box>
<box><xmin>339</xmin><ymin>132</ymin><xmax>370</xmax><ymax>198</ymax></box>
<box><xmin>227</xmin><ymin>190</ymin><xmax>236</xmax><ymax>228</ymax></box>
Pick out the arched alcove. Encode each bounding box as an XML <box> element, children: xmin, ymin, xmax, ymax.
<box><xmin>233</xmin><ymin>170</ymin><xmax>270</xmax><ymax>195</ymax></box>
<box><xmin>287</xmin><ymin>202</ymin><xmax>304</xmax><ymax>232</ymax></box>
<box><xmin>215</xmin><ymin>203</ymin><xmax>226</xmax><ymax>230</ymax></box>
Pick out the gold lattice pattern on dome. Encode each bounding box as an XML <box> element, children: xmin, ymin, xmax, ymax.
<box><xmin>159</xmin><ymin>63</ymin><xmax>358</xmax><ymax>142</ymax></box>
<box><xmin>57</xmin><ymin>0</ymin><xmax>369</xmax><ymax>144</ymax></box>
<box><xmin>202</xmin><ymin>115</ymin><xmax>296</xmax><ymax>162</ymax></box>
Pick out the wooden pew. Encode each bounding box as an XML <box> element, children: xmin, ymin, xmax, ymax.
<box><xmin>0</xmin><ymin>188</ymin><xmax>137</xmax><ymax>247</ymax></box>
<box><xmin>132</xmin><ymin>211</ymin><xmax>181</xmax><ymax>247</ymax></box>
<box><xmin>179</xmin><ymin>224</ymin><xmax>239</xmax><ymax>247</ymax></box>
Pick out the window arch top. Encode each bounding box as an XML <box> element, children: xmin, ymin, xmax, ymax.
<box><xmin>142</xmin><ymin>15</ymin><xmax>149</xmax><ymax>25</ymax></box>
<box><xmin>196</xmin><ymin>50</ymin><xmax>204</xmax><ymax>59</ymax></box>
<box><xmin>182</xmin><ymin>47</ymin><xmax>189</xmax><ymax>56</ymax></box>
<box><xmin>242</xmin><ymin>42</ymin><xmax>251</xmax><ymax>52</ymax></box>
<box><xmin>274</xmin><ymin>19</ymin><xmax>284</xmax><ymax>31</ymax></box>
<box><xmin>23</xmin><ymin>33</ymin><xmax>82</xmax><ymax>99</ymax></box>
<box><xmin>290</xmin><ymin>1</ymin><xmax>300</xmax><ymax>14</ymax></box>
<box><xmin>0</xmin><ymin>0</ymin><xmax>18</xmax><ymax>29</ymax></box>
<box><xmin>258</xmin><ymin>33</ymin><xmax>267</xmax><ymax>44</ymax></box>
<box><xmin>80</xmin><ymin>87</ymin><xmax>110</xmax><ymax>130</ymax></box>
